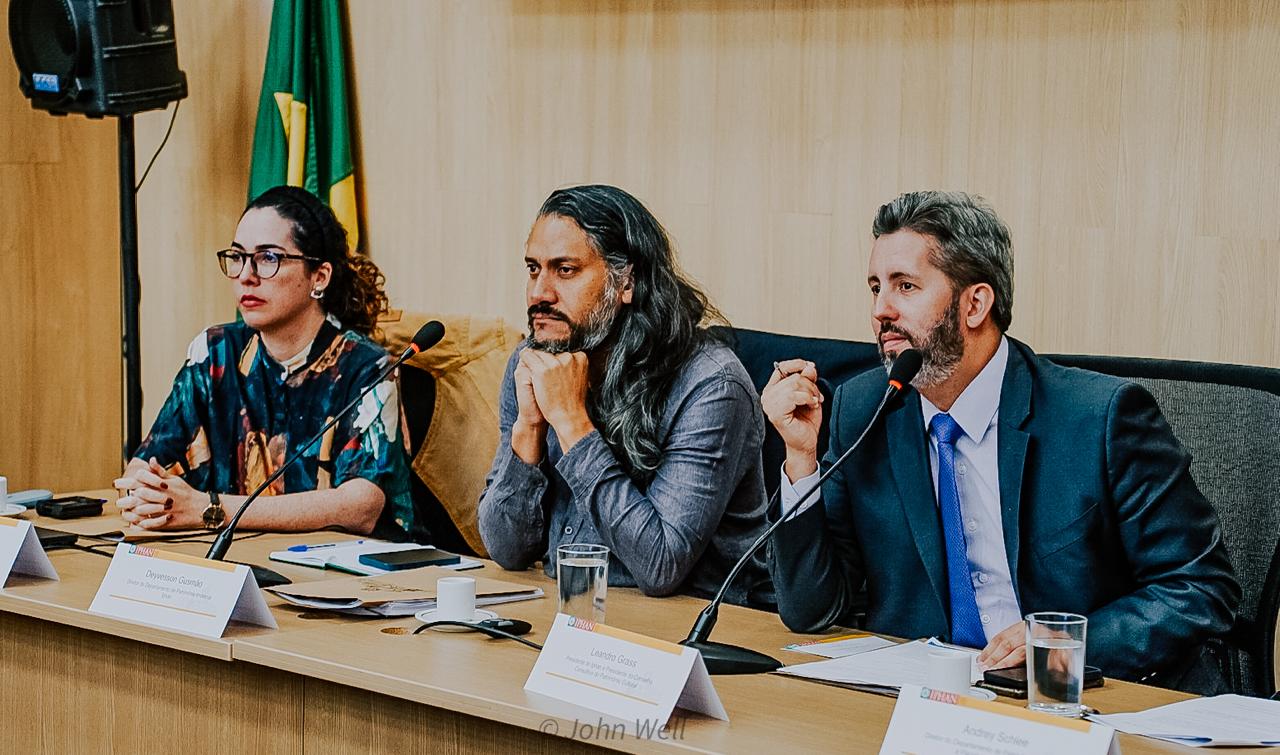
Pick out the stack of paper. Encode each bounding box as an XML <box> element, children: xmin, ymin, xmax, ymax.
<box><xmin>1088</xmin><ymin>695</ymin><xmax>1280</xmax><ymax>747</ymax></box>
<box><xmin>777</xmin><ymin>638</ymin><xmax>981</xmax><ymax>695</ymax></box>
<box><xmin>268</xmin><ymin>566</ymin><xmax>544</xmax><ymax>616</ymax></box>
<box><xmin>783</xmin><ymin>632</ymin><xmax>897</xmax><ymax>659</ymax></box>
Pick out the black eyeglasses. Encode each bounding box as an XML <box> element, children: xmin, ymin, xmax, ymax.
<box><xmin>216</xmin><ymin>249</ymin><xmax>320</xmax><ymax>279</ymax></box>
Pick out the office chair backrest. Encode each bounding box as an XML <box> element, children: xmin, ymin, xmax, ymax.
<box><xmin>379</xmin><ymin>311</ymin><xmax>524</xmax><ymax>558</ymax></box>
<box><xmin>712</xmin><ymin>327</ymin><xmax>881</xmax><ymax>612</ymax></box>
<box><xmin>711</xmin><ymin>326</ymin><xmax>882</xmax><ymax>496</ymax></box>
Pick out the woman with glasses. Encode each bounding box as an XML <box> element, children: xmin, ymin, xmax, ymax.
<box><xmin>114</xmin><ymin>185</ymin><xmax>418</xmax><ymax>540</ymax></box>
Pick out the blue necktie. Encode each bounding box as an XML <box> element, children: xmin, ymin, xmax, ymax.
<box><xmin>930</xmin><ymin>413</ymin><xmax>986</xmax><ymax>648</ymax></box>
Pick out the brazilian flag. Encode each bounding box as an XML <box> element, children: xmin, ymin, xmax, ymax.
<box><xmin>248</xmin><ymin>0</ymin><xmax>360</xmax><ymax>251</ymax></box>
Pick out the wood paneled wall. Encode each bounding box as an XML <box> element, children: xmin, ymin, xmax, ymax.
<box><xmin>0</xmin><ymin>16</ymin><xmax>121</xmax><ymax>490</ymax></box>
<box><xmin>132</xmin><ymin>0</ymin><xmax>274</xmax><ymax>431</ymax></box>
<box><xmin>1</xmin><ymin>0</ymin><xmax>271</xmax><ymax>488</ymax></box>
<box><xmin>6</xmin><ymin>0</ymin><xmax>1279</xmax><ymax>488</ymax></box>
<box><xmin>348</xmin><ymin>0</ymin><xmax>1280</xmax><ymax>370</ymax></box>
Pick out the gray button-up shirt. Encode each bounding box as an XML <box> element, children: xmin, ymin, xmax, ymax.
<box><xmin>478</xmin><ymin>338</ymin><xmax>767</xmax><ymax>604</ymax></box>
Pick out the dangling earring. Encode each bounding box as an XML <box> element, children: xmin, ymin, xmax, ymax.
<box><xmin>310</xmin><ymin>287</ymin><xmax>325</xmax><ymax>300</ymax></box>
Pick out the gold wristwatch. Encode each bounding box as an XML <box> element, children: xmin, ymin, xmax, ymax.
<box><xmin>202</xmin><ymin>490</ymin><xmax>226</xmax><ymax>530</ymax></box>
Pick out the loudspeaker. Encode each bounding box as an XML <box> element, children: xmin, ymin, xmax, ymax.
<box><xmin>8</xmin><ymin>0</ymin><xmax>187</xmax><ymax>117</ymax></box>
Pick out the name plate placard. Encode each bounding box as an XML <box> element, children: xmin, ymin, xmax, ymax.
<box><xmin>0</xmin><ymin>517</ymin><xmax>58</xmax><ymax>586</ymax></box>
<box><xmin>89</xmin><ymin>544</ymin><xmax>276</xmax><ymax>638</ymax></box>
<box><xmin>525</xmin><ymin>613</ymin><xmax>727</xmax><ymax>730</ymax></box>
<box><xmin>880</xmin><ymin>685</ymin><xmax>1118</xmax><ymax>755</ymax></box>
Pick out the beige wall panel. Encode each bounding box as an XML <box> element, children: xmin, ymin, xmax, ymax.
<box><xmin>703</xmin><ymin>5</ymin><xmax>774</xmax><ymax>319</ymax></box>
<box><xmin>134</xmin><ymin>0</ymin><xmax>274</xmax><ymax>429</ymax></box>
<box><xmin>769</xmin><ymin>211</ymin><xmax>833</xmax><ymax>334</ymax></box>
<box><xmin>0</xmin><ymin>8</ymin><xmax>121</xmax><ymax>489</ymax></box>
<box><xmin>1197</xmin><ymin>1</ymin><xmax>1280</xmax><ymax>242</ymax></box>
<box><xmin>0</xmin><ymin>82</ymin><xmax>60</xmax><ymax>164</ymax></box>
<box><xmin>344</xmin><ymin>0</ymin><xmax>1280</xmax><ymax>372</ymax></box>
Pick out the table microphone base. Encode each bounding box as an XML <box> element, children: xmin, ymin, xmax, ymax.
<box><xmin>235</xmin><ymin>562</ymin><xmax>291</xmax><ymax>588</ymax></box>
<box><xmin>680</xmin><ymin>639</ymin><xmax>781</xmax><ymax>675</ymax></box>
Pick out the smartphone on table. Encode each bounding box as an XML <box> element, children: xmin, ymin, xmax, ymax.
<box><xmin>982</xmin><ymin>664</ymin><xmax>1103</xmax><ymax>698</ymax></box>
<box><xmin>357</xmin><ymin>547</ymin><xmax>461</xmax><ymax>571</ymax></box>
<box><xmin>36</xmin><ymin>496</ymin><xmax>106</xmax><ymax>519</ymax></box>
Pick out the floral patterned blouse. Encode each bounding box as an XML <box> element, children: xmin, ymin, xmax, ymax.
<box><xmin>134</xmin><ymin>316</ymin><xmax>416</xmax><ymax>540</ymax></box>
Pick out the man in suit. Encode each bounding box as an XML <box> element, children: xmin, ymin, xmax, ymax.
<box><xmin>764</xmin><ymin>190</ymin><xmax>1239</xmax><ymax>684</ymax></box>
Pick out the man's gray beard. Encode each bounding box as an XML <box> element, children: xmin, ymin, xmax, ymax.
<box><xmin>526</xmin><ymin>283</ymin><xmax>620</xmax><ymax>354</ymax></box>
<box><xmin>879</xmin><ymin>297</ymin><xmax>965</xmax><ymax>389</ymax></box>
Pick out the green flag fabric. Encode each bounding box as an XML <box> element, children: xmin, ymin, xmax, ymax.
<box><xmin>248</xmin><ymin>0</ymin><xmax>360</xmax><ymax>251</ymax></box>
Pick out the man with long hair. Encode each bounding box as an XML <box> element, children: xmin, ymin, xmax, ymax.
<box><xmin>478</xmin><ymin>185</ymin><xmax>766</xmax><ymax>602</ymax></box>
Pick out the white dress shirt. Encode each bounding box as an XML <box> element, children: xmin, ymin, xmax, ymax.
<box><xmin>780</xmin><ymin>337</ymin><xmax>1022</xmax><ymax>642</ymax></box>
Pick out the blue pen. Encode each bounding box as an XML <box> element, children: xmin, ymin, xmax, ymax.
<box><xmin>287</xmin><ymin>539</ymin><xmax>366</xmax><ymax>552</ymax></box>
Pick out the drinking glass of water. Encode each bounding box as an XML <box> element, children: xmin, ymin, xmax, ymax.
<box><xmin>556</xmin><ymin>543</ymin><xmax>608</xmax><ymax>623</ymax></box>
<box><xmin>1025</xmin><ymin>612</ymin><xmax>1087</xmax><ymax>717</ymax></box>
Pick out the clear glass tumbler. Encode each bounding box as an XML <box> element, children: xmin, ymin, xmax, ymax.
<box><xmin>556</xmin><ymin>543</ymin><xmax>608</xmax><ymax>623</ymax></box>
<box><xmin>1025</xmin><ymin>612</ymin><xmax>1088</xmax><ymax>717</ymax></box>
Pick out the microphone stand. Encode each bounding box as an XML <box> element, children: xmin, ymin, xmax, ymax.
<box><xmin>205</xmin><ymin>330</ymin><xmax>437</xmax><ymax>587</ymax></box>
<box><xmin>681</xmin><ymin>382</ymin><xmax>905</xmax><ymax>674</ymax></box>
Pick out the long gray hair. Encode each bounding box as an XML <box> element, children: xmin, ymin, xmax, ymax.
<box><xmin>537</xmin><ymin>185</ymin><xmax>725</xmax><ymax>486</ymax></box>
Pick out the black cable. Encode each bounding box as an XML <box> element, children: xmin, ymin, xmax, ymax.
<box><xmin>412</xmin><ymin>621</ymin><xmax>543</xmax><ymax>651</ymax></box>
<box><xmin>91</xmin><ymin>530</ymin><xmax>271</xmax><ymax>546</ymax></box>
<box><xmin>168</xmin><ymin>530</ymin><xmax>270</xmax><ymax>545</ymax></box>
<box><xmin>47</xmin><ymin>543</ymin><xmax>115</xmax><ymax>559</ymax></box>
<box><xmin>134</xmin><ymin>100</ymin><xmax>180</xmax><ymax>192</ymax></box>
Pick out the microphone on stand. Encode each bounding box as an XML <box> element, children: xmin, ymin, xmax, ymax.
<box><xmin>205</xmin><ymin>321</ymin><xmax>446</xmax><ymax>587</ymax></box>
<box><xmin>679</xmin><ymin>349</ymin><xmax>923</xmax><ymax>674</ymax></box>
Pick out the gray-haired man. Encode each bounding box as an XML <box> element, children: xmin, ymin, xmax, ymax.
<box><xmin>764</xmin><ymin>191</ymin><xmax>1238</xmax><ymax>688</ymax></box>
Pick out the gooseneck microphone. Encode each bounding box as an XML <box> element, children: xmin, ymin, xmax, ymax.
<box><xmin>680</xmin><ymin>349</ymin><xmax>923</xmax><ymax>674</ymax></box>
<box><xmin>205</xmin><ymin>321</ymin><xmax>446</xmax><ymax>587</ymax></box>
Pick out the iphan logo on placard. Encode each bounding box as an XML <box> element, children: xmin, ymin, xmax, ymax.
<box><xmin>921</xmin><ymin>687</ymin><xmax>961</xmax><ymax>705</ymax></box>
<box><xmin>566</xmin><ymin>615</ymin><xmax>596</xmax><ymax>631</ymax></box>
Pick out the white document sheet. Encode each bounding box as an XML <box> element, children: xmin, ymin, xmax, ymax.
<box><xmin>783</xmin><ymin>633</ymin><xmax>897</xmax><ymax>658</ymax></box>
<box><xmin>778</xmin><ymin>638</ymin><xmax>981</xmax><ymax>690</ymax></box>
<box><xmin>1088</xmin><ymin>694</ymin><xmax>1280</xmax><ymax>747</ymax></box>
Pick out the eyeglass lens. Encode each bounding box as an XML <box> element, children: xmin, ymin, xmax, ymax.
<box><xmin>218</xmin><ymin>251</ymin><xmax>284</xmax><ymax>279</ymax></box>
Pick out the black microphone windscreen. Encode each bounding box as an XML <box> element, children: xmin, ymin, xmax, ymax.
<box><xmin>410</xmin><ymin>321</ymin><xmax>446</xmax><ymax>353</ymax></box>
<box><xmin>888</xmin><ymin>349</ymin><xmax>923</xmax><ymax>387</ymax></box>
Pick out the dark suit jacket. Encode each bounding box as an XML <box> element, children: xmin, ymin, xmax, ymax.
<box><xmin>769</xmin><ymin>338</ymin><xmax>1240</xmax><ymax>680</ymax></box>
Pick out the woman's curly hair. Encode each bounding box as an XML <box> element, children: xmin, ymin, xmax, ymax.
<box><xmin>245</xmin><ymin>185</ymin><xmax>388</xmax><ymax>336</ymax></box>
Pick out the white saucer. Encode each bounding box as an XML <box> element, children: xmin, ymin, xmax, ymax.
<box><xmin>0</xmin><ymin>503</ymin><xmax>26</xmax><ymax>517</ymax></box>
<box><xmin>414</xmin><ymin>608</ymin><xmax>498</xmax><ymax>632</ymax></box>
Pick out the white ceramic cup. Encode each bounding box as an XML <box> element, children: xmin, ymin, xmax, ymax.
<box><xmin>436</xmin><ymin>576</ymin><xmax>476</xmax><ymax>621</ymax></box>
<box><xmin>926</xmin><ymin>648</ymin><xmax>972</xmax><ymax>694</ymax></box>
<box><xmin>0</xmin><ymin>476</ymin><xmax>8</xmax><ymax>507</ymax></box>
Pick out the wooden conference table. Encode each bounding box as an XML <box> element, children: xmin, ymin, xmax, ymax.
<box><xmin>0</xmin><ymin>496</ymin><xmax>1268</xmax><ymax>754</ymax></box>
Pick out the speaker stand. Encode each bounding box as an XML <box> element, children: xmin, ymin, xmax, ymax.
<box><xmin>118</xmin><ymin>114</ymin><xmax>144</xmax><ymax>458</ymax></box>
<box><xmin>235</xmin><ymin>562</ymin><xmax>292</xmax><ymax>589</ymax></box>
<box><xmin>680</xmin><ymin>639</ymin><xmax>782</xmax><ymax>675</ymax></box>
